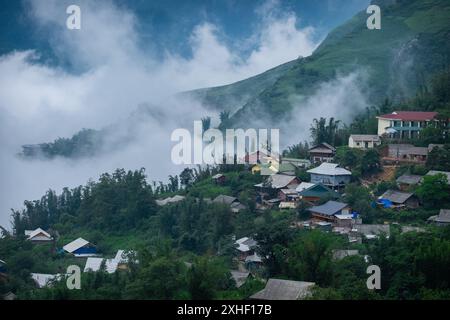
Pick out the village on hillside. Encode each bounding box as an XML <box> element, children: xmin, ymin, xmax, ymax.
<box><xmin>1</xmin><ymin>109</ymin><xmax>449</xmax><ymax>300</ymax></box>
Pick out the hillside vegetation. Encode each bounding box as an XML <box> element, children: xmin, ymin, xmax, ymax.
<box><xmin>192</xmin><ymin>0</ymin><xmax>450</xmax><ymax>125</ymax></box>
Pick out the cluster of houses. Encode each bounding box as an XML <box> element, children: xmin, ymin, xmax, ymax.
<box><xmin>375</xmin><ymin>169</ymin><xmax>450</xmax><ymax>217</ymax></box>
<box><xmin>253</xmin><ymin>161</ymin><xmax>351</xmax><ymax>211</ymax></box>
<box><xmin>301</xmin><ymin>200</ymin><xmax>391</xmax><ymax>243</ymax></box>
<box><xmin>347</xmin><ymin>111</ymin><xmax>445</xmax><ymax>164</ymax></box>
<box><xmin>2</xmin><ymin>112</ymin><xmax>448</xmax><ymax>300</ymax></box>
<box><xmin>7</xmin><ymin>228</ymin><xmax>136</xmax><ymax>289</ymax></box>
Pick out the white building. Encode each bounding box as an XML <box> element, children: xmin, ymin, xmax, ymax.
<box><xmin>348</xmin><ymin>135</ymin><xmax>381</xmax><ymax>149</ymax></box>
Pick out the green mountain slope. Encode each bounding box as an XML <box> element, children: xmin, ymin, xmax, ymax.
<box><xmin>194</xmin><ymin>0</ymin><xmax>450</xmax><ymax>126</ymax></box>
<box><xmin>183</xmin><ymin>59</ymin><xmax>298</xmax><ymax>114</ymax></box>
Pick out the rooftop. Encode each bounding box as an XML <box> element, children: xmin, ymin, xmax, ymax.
<box><xmin>245</xmin><ymin>252</ymin><xmax>263</xmax><ymax>263</ymax></box>
<box><xmin>350</xmin><ymin>134</ymin><xmax>380</xmax><ymax>142</ymax></box>
<box><xmin>377</xmin><ymin>111</ymin><xmax>438</xmax><ymax>121</ymax></box>
<box><xmin>428</xmin><ymin>209</ymin><xmax>450</xmax><ymax>223</ymax></box>
<box><xmin>235</xmin><ymin>237</ymin><xmax>257</xmax><ymax>252</ymax></box>
<box><xmin>307</xmin><ymin>163</ymin><xmax>352</xmax><ymax>176</ymax></box>
<box><xmin>309</xmin><ymin>142</ymin><xmax>336</xmax><ymax>151</ymax></box>
<box><xmin>255</xmin><ymin>174</ymin><xmax>299</xmax><ymax>189</ymax></box>
<box><xmin>380</xmin><ymin>189</ymin><xmax>414</xmax><ymax>204</ymax></box>
<box><xmin>296</xmin><ymin>182</ymin><xmax>316</xmax><ymax>192</ymax></box>
<box><xmin>308</xmin><ymin>200</ymin><xmax>349</xmax><ymax>216</ymax></box>
<box><xmin>388</xmin><ymin>144</ymin><xmax>428</xmax><ymax>156</ymax></box>
<box><xmin>396</xmin><ymin>174</ymin><xmax>422</xmax><ymax>185</ymax></box>
<box><xmin>250</xmin><ymin>279</ymin><xmax>315</xmax><ymax>300</ymax></box>
<box><xmin>354</xmin><ymin>224</ymin><xmax>390</xmax><ymax>237</ymax></box>
<box><xmin>25</xmin><ymin>228</ymin><xmax>52</xmax><ymax>240</ymax></box>
<box><xmin>213</xmin><ymin>195</ymin><xmax>238</xmax><ymax>205</ymax></box>
<box><xmin>63</xmin><ymin>237</ymin><xmax>91</xmax><ymax>253</ymax></box>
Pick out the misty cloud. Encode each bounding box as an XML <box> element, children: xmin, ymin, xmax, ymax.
<box><xmin>0</xmin><ymin>0</ymin><xmax>319</xmax><ymax>228</ymax></box>
<box><xmin>284</xmin><ymin>71</ymin><xmax>370</xmax><ymax>146</ymax></box>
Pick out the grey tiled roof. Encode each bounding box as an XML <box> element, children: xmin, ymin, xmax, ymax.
<box><xmin>213</xmin><ymin>195</ymin><xmax>238</xmax><ymax>205</ymax></box>
<box><xmin>380</xmin><ymin>189</ymin><xmax>414</xmax><ymax>204</ymax></box>
<box><xmin>308</xmin><ymin>200</ymin><xmax>348</xmax><ymax>216</ymax></box>
<box><xmin>396</xmin><ymin>174</ymin><xmax>422</xmax><ymax>185</ymax></box>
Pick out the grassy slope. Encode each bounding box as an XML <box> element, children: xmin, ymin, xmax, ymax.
<box><xmin>194</xmin><ymin>0</ymin><xmax>450</xmax><ymax>125</ymax></box>
<box><xmin>183</xmin><ymin>60</ymin><xmax>298</xmax><ymax>114</ymax></box>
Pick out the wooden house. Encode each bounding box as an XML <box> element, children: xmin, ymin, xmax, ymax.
<box><xmin>308</xmin><ymin>142</ymin><xmax>336</xmax><ymax>163</ymax></box>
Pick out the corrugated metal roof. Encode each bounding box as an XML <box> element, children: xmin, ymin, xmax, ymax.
<box><xmin>245</xmin><ymin>252</ymin><xmax>262</xmax><ymax>263</ymax></box>
<box><xmin>377</xmin><ymin>111</ymin><xmax>438</xmax><ymax>121</ymax></box>
<box><xmin>250</xmin><ymin>279</ymin><xmax>315</xmax><ymax>300</ymax></box>
<box><xmin>236</xmin><ymin>237</ymin><xmax>257</xmax><ymax>252</ymax></box>
<box><xmin>213</xmin><ymin>195</ymin><xmax>238</xmax><ymax>205</ymax></box>
<box><xmin>380</xmin><ymin>189</ymin><xmax>414</xmax><ymax>204</ymax></box>
<box><xmin>25</xmin><ymin>228</ymin><xmax>52</xmax><ymax>240</ymax></box>
<box><xmin>63</xmin><ymin>237</ymin><xmax>90</xmax><ymax>253</ymax></box>
<box><xmin>429</xmin><ymin>209</ymin><xmax>450</xmax><ymax>223</ymax></box>
<box><xmin>350</xmin><ymin>134</ymin><xmax>380</xmax><ymax>142</ymax></box>
<box><xmin>296</xmin><ymin>182</ymin><xmax>315</xmax><ymax>192</ymax></box>
<box><xmin>307</xmin><ymin>163</ymin><xmax>351</xmax><ymax>176</ymax></box>
<box><xmin>308</xmin><ymin>200</ymin><xmax>348</xmax><ymax>216</ymax></box>
<box><xmin>257</xmin><ymin>174</ymin><xmax>299</xmax><ymax>189</ymax></box>
<box><xmin>396</xmin><ymin>174</ymin><xmax>422</xmax><ymax>185</ymax></box>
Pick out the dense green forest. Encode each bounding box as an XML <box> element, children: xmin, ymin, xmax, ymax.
<box><xmin>1</xmin><ymin>147</ymin><xmax>450</xmax><ymax>299</ymax></box>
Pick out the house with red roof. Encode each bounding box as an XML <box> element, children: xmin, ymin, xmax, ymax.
<box><xmin>376</xmin><ymin>111</ymin><xmax>439</xmax><ymax>139</ymax></box>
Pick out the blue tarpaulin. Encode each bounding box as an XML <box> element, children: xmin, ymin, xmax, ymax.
<box><xmin>378</xmin><ymin>198</ymin><xmax>393</xmax><ymax>208</ymax></box>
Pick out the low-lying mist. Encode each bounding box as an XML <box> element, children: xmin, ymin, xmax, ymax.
<box><xmin>0</xmin><ymin>0</ymin><xmax>369</xmax><ymax>228</ymax></box>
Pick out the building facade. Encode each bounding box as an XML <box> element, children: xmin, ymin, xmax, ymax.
<box><xmin>308</xmin><ymin>143</ymin><xmax>336</xmax><ymax>163</ymax></box>
<box><xmin>377</xmin><ymin>111</ymin><xmax>438</xmax><ymax>139</ymax></box>
<box><xmin>348</xmin><ymin>135</ymin><xmax>381</xmax><ymax>149</ymax></box>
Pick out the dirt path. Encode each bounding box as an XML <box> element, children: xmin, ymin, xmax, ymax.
<box><xmin>361</xmin><ymin>165</ymin><xmax>397</xmax><ymax>187</ymax></box>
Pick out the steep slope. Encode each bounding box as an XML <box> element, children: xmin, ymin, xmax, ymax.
<box><xmin>183</xmin><ymin>59</ymin><xmax>298</xmax><ymax>114</ymax></box>
<box><xmin>194</xmin><ymin>0</ymin><xmax>450</xmax><ymax>126</ymax></box>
